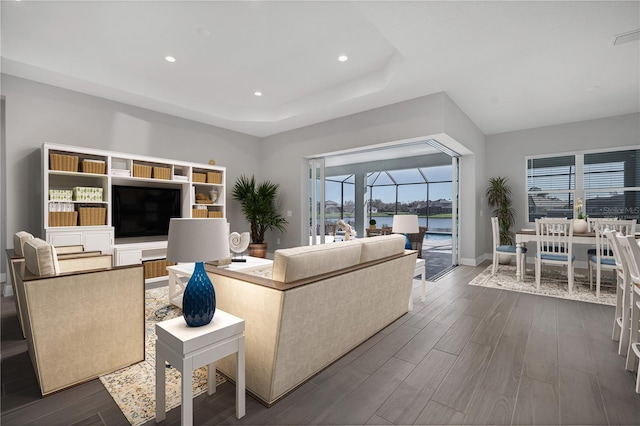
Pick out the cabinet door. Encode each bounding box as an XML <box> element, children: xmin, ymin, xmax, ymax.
<box><xmin>47</xmin><ymin>231</ymin><xmax>84</xmax><ymax>248</ymax></box>
<box><xmin>116</xmin><ymin>249</ymin><xmax>142</xmax><ymax>266</ymax></box>
<box><xmin>83</xmin><ymin>230</ymin><xmax>113</xmax><ymax>255</ymax></box>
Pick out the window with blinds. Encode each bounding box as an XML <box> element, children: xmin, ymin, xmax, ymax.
<box><xmin>526</xmin><ymin>149</ymin><xmax>639</xmax><ymax>224</ymax></box>
<box><xmin>527</xmin><ymin>156</ymin><xmax>575</xmax><ymax>221</ymax></box>
<box><xmin>584</xmin><ymin>149</ymin><xmax>639</xmax><ymax>221</ymax></box>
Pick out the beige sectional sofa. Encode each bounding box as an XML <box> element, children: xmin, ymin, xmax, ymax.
<box><xmin>206</xmin><ymin>234</ymin><xmax>417</xmax><ymax>405</ymax></box>
<box><xmin>13</xmin><ymin>237</ymin><xmax>145</xmax><ymax>396</ymax></box>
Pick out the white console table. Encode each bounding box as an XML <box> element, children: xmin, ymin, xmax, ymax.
<box><xmin>167</xmin><ymin>256</ymin><xmax>274</xmax><ymax>307</ymax></box>
<box><xmin>155</xmin><ymin>310</ymin><xmax>245</xmax><ymax>424</ymax></box>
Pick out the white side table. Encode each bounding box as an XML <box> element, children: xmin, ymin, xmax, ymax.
<box><xmin>409</xmin><ymin>258</ymin><xmax>426</xmax><ymax>311</ymax></box>
<box><xmin>155</xmin><ymin>310</ymin><xmax>246</xmax><ymax>425</ymax></box>
<box><xmin>166</xmin><ymin>256</ymin><xmax>273</xmax><ymax>307</ymax></box>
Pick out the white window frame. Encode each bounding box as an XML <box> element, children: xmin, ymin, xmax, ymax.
<box><xmin>525</xmin><ymin>146</ymin><xmax>639</xmax><ymax>227</ymax></box>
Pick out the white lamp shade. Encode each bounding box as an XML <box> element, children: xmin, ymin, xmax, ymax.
<box><xmin>166</xmin><ymin>218</ymin><xmax>230</xmax><ymax>263</ymax></box>
<box><xmin>392</xmin><ymin>215</ymin><xmax>419</xmax><ymax>234</ymax></box>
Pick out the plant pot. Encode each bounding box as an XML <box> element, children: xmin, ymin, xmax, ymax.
<box><xmin>498</xmin><ymin>254</ymin><xmax>512</xmax><ymax>265</ymax></box>
<box><xmin>369</xmin><ymin>225</ymin><xmax>376</xmax><ymax>230</ymax></box>
<box><xmin>248</xmin><ymin>243</ymin><xmax>267</xmax><ymax>258</ymax></box>
<box><xmin>573</xmin><ymin>219</ymin><xmax>588</xmax><ymax>234</ymax></box>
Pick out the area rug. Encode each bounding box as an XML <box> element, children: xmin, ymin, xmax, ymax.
<box><xmin>469</xmin><ymin>264</ymin><xmax>616</xmax><ymax>306</ymax></box>
<box><xmin>99</xmin><ymin>287</ymin><xmax>226</xmax><ymax>426</ymax></box>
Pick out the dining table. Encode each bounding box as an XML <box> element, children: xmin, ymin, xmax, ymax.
<box><xmin>514</xmin><ymin>229</ymin><xmax>640</xmax><ymax>282</ymax></box>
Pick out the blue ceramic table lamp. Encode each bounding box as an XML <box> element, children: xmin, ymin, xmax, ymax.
<box><xmin>166</xmin><ymin>218</ymin><xmax>230</xmax><ymax>327</ymax></box>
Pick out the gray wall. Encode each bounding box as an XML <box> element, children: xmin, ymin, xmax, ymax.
<box><xmin>1</xmin><ymin>74</ymin><xmax>263</xmax><ymax>251</ymax></box>
<box><xmin>485</xmin><ymin>112</ymin><xmax>640</xmax><ymax>261</ymax></box>
<box><xmin>262</xmin><ymin>92</ymin><xmax>487</xmax><ymax>263</ymax></box>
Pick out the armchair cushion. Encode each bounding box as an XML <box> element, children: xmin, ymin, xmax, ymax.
<box><xmin>14</xmin><ymin>231</ymin><xmax>35</xmax><ymax>256</ymax></box>
<box><xmin>24</xmin><ymin>238</ymin><xmax>60</xmax><ymax>276</ymax></box>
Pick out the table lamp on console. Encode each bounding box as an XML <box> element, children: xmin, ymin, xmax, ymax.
<box><xmin>392</xmin><ymin>214</ymin><xmax>419</xmax><ymax>250</ymax></box>
<box><xmin>166</xmin><ymin>218</ymin><xmax>230</xmax><ymax>327</ymax></box>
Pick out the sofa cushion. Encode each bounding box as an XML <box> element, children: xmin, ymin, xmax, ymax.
<box><xmin>359</xmin><ymin>234</ymin><xmax>407</xmax><ymax>263</ymax></box>
<box><xmin>14</xmin><ymin>231</ymin><xmax>35</xmax><ymax>256</ymax></box>
<box><xmin>272</xmin><ymin>240</ymin><xmax>362</xmax><ymax>283</ymax></box>
<box><xmin>24</xmin><ymin>238</ymin><xmax>60</xmax><ymax>276</ymax></box>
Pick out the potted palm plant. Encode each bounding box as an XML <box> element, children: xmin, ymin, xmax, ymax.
<box><xmin>232</xmin><ymin>175</ymin><xmax>287</xmax><ymax>258</ymax></box>
<box><xmin>486</xmin><ymin>176</ymin><xmax>516</xmax><ymax>263</ymax></box>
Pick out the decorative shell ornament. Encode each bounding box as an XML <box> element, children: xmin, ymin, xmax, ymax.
<box><xmin>229</xmin><ymin>232</ymin><xmax>250</xmax><ymax>254</ymax></box>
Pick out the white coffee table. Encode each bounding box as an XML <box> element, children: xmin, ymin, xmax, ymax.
<box><xmin>167</xmin><ymin>256</ymin><xmax>274</xmax><ymax>307</ymax></box>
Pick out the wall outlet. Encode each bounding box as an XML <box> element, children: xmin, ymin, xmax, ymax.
<box><xmin>287</xmin><ymin>210</ymin><xmax>292</xmax><ymax>217</ymax></box>
<box><xmin>277</xmin><ymin>238</ymin><xmax>280</xmax><ymax>244</ymax></box>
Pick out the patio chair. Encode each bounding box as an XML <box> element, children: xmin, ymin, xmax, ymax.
<box><xmin>534</xmin><ymin>218</ymin><xmax>575</xmax><ymax>293</ymax></box>
<box><xmin>407</xmin><ymin>226</ymin><xmax>428</xmax><ymax>258</ymax></box>
<box><xmin>491</xmin><ymin>217</ymin><xmax>526</xmax><ymax>276</ymax></box>
<box><xmin>588</xmin><ymin>219</ymin><xmax>635</xmax><ymax>298</ymax></box>
<box><xmin>615</xmin><ymin>234</ymin><xmax>640</xmax><ymax>391</ymax></box>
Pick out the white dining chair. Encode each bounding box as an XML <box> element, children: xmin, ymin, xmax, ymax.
<box><xmin>491</xmin><ymin>217</ymin><xmax>526</xmax><ymax>276</ymax></box>
<box><xmin>589</xmin><ymin>219</ymin><xmax>635</xmax><ymax>298</ymax></box>
<box><xmin>615</xmin><ymin>234</ymin><xmax>640</xmax><ymax>392</ymax></box>
<box><xmin>535</xmin><ymin>218</ymin><xmax>575</xmax><ymax>293</ymax></box>
<box><xmin>605</xmin><ymin>230</ymin><xmax>632</xmax><ymax>356</ymax></box>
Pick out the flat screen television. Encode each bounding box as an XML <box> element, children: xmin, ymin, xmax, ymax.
<box><xmin>112</xmin><ymin>185</ymin><xmax>181</xmax><ymax>238</ymax></box>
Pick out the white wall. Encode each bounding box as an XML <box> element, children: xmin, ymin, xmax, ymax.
<box><xmin>262</xmin><ymin>92</ymin><xmax>487</xmax><ymax>262</ymax></box>
<box><xmin>1</xmin><ymin>75</ymin><xmax>263</xmax><ymax>249</ymax></box>
<box><xmin>485</xmin><ymin>112</ymin><xmax>640</xmax><ymax>259</ymax></box>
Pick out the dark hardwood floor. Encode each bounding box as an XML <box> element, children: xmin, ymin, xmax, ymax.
<box><xmin>2</xmin><ymin>262</ymin><xmax>639</xmax><ymax>425</ymax></box>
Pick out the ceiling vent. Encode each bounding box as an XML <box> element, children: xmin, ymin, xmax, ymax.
<box><xmin>612</xmin><ymin>29</ymin><xmax>640</xmax><ymax>46</ymax></box>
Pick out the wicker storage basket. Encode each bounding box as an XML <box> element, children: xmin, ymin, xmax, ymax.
<box><xmin>153</xmin><ymin>167</ymin><xmax>171</xmax><ymax>180</ymax></box>
<box><xmin>192</xmin><ymin>172</ymin><xmax>206</xmax><ymax>183</ymax></box>
<box><xmin>81</xmin><ymin>160</ymin><xmax>106</xmax><ymax>174</ymax></box>
<box><xmin>133</xmin><ymin>164</ymin><xmax>152</xmax><ymax>178</ymax></box>
<box><xmin>192</xmin><ymin>209</ymin><xmax>208</xmax><ymax>218</ymax></box>
<box><xmin>207</xmin><ymin>171</ymin><xmax>223</xmax><ymax>184</ymax></box>
<box><xmin>143</xmin><ymin>259</ymin><xmax>176</xmax><ymax>280</ymax></box>
<box><xmin>78</xmin><ymin>207</ymin><xmax>107</xmax><ymax>226</ymax></box>
<box><xmin>49</xmin><ymin>211</ymin><xmax>78</xmax><ymax>227</ymax></box>
<box><xmin>208</xmin><ymin>211</ymin><xmax>223</xmax><ymax>218</ymax></box>
<box><xmin>50</xmin><ymin>154</ymin><xmax>79</xmax><ymax>172</ymax></box>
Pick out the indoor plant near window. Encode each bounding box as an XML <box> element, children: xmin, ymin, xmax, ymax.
<box><xmin>486</xmin><ymin>176</ymin><xmax>516</xmax><ymax>264</ymax></box>
<box><xmin>369</xmin><ymin>219</ymin><xmax>376</xmax><ymax>230</ymax></box>
<box><xmin>573</xmin><ymin>197</ymin><xmax>588</xmax><ymax>233</ymax></box>
<box><xmin>232</xmin><ymin>175</ymin><xmax>287</xmax><ymax>258</ymax></box>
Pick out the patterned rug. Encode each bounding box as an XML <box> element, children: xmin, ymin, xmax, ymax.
<box><xmin>99</xmin><ymin>287</ymin><xmax>226</xmax><ymax>426</ymax></box>
<box><xmin>469</xmin><ymin>264</ymin><xmax>616</xmax><ymax>306</ymax></box>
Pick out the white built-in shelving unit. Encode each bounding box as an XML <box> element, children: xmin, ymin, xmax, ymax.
<box><xmin>42</xmin><ymin>143</ymin><xmax>226</xmax><ymax>276</ymax></box>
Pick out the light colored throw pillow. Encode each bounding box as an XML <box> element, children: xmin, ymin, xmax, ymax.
<box><xmin>23</xmin><ymin>238</ymin><xmax>61</xmax><ymax>276</ymax></box>
<box><xmin>13</xmin><ymin>231</ymin><xmax>35</xmax><ymax>257</ymax></box>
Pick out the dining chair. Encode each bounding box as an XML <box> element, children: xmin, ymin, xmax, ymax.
<box><xmin>589</xmin><ymin>219</ymin><xmax>635</xmax><ymax>298</ymax></box>
<box><xmin>615</xmin><ymin>234</ymin><xmax>640</xmax><ymax>391</ymax></box>
<box><xmin>604</xmin><ymin>230</ymin><xmax>632</xmax><ymax>356</ymax></box>
<box><xmin>491</xmin><ymin>217</ymin><xmax>526</xmax><ymax>276</ymax></box>
<box><xmin>534</xmin><ymin>218</ymin><xmax>574</xmax><ymax>293</ymax></box>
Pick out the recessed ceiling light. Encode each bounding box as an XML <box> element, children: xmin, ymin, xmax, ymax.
<box><xmin>338</xmin><ymin>55</ymin><xmax>348</xmax><ymax>62</ymax></box>
<box><xmin>254</xmin><ymin>91</ymin><xmax>263</xmax><ymax>97</ymax></box>
<box><xmin>165</xmin><ymin>56</ymin><xmax>176</xmax><ymax>63</ymax></box>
